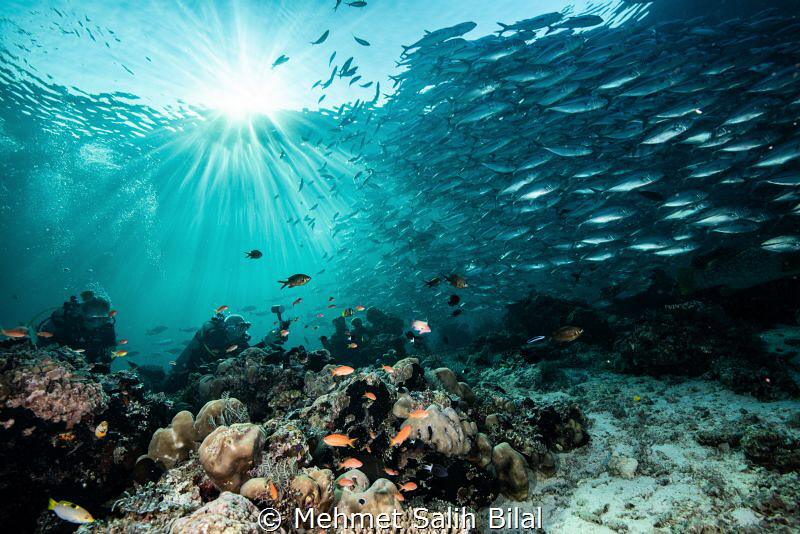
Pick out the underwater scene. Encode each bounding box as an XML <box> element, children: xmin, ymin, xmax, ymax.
<box><xmin>1</xmin><ymin>0</ymin><xmax>800</xmax><ymax>532</ymax></box>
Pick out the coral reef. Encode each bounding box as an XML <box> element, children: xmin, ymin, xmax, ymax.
<box><xmin>741</xmin><ymin>425</ymin><xmax>800</xmax><ymax>473</ymax></box>
<box><xmin>0</xmin><ymin>343</ymin><xmax>167</xmax><ymax>532</ymax></box>
<box><xmin>198</xmin><ymin>423</ymin><xmax>266</xmax><ymax>492</ymax></box>
<box><xmin>170</xmin><ymin>491</ymin><xmax>261</xmax><ymax>534</ymax></box>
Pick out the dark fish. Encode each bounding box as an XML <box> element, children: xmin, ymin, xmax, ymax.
<box><xmin>145</xmin><ymin>325</ymin><xmax>168</xmax><ymax>336</ymax></box>
<box><xmin>353</xmin><ymin>36</ymin><xmax>370</xmax><ymax>46</ymax></box>
<box><xmin>272</xmin><ymin>55</ymin><xmax>289</xmax><ymax>68</ymax></box>
<box><xmin>423</xmin><ymin>464</ymin><xmax>449</xmax><ymax>477</ymax></box>
<box><xmin>552</xmin><ymin>326</ymin><xmax>583</xmax><ymax>342</ymax></box>
<box><xmin>311</xmin><ymin>30</ymin><xmax>330</xmax><ymax>45</ymax></box>
<box><xmin>424</xmin><ymin>277</ymin><xmax>441</xmax><ymax>288</ymax></box>
<box><xmin>278</xmin><ymin>274</ymin><xmax>311</xmax><ymax>289</ymax></box>
<box><xmin>347</xmin><ymin>1</ymin><xmax>367</xmax><ymax>6</ymax></box>
<box><xmin>444</xmin><ymin>274</ymin><xmax>468</xmax><ymax>288</ymax></box>
<box><xmin>451</xmin><ymin>309</ymin><xmax>463</xmax><ymax>317</ymax></box>
<box><xmin>245</xmin><ymin>249</ymin><xmax>263</xmax><ymax>259</ymax></box>
<box><xmin>447</xmin><ymin>294</ymin><xmax>460</xmax><ymax>306</ymax></box>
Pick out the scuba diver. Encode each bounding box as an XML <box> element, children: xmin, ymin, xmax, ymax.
<box><xmin>162</xmin><ymin>313</ymin><xmax>252</xmax><ymax>393</ymax></box>
<box><xmin>37</xmin><ymin>290</ymin><xmax>117</xmax><ymax>366</ymax></box>
<box><xmin>254</xmin><ymin>305</ymin><xmax>293</xmax><ymax>350</ymax></box>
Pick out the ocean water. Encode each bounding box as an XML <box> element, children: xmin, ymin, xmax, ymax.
<box><xmin>1</xmin><ymin>1</ymin><xmax>799</xmax><ymax>532</ymax></box>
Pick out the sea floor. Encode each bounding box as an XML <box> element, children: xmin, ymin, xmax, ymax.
<box><xmin>476</xmin><ymin>368</ymin><xmax>800</xmax><ymax>534</ymax></box>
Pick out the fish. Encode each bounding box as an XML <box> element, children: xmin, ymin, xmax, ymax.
<box><xmin>37</xmin><ymin>331</ymin><xmax>54</xmax><ymax>338</ymax></box>
<box><xmin>268</xmin><ymin>479</ymin><xmax>279</xmax><ymax>500</ymax></box>
<box><xmin>245</xmin><ymin>250</ymin><xmax>262</xmax><ymax>259</ymax></box>
<box><xmin>363</xmin><ymin>392</ymin><xmax>376</xmax><ymax>401</ymax></box>
<box><xmin>280</xmin><ymin>329</ymin><xmax>289</xmax><ymax>337</ymax></box>
<box><xmin>527</xmin><ymin>335</ymin><xmax>546</xmax><ymax>344</ymax></box>
<box><xmin>226</xmin><ymin>344</ymin><xmax>238</xmax><ymax>353</ymax></box>
<box><xmin>311</xmin><ymin>30</ymin><xmax>330</xmax><ymax>45</ymax></box>
<box><xmin>1</xmin><ymin>327</ymin><xmax>29</xmax><ymax>338</ymax></box>
<box><xmin>422</xmin><ymin>464</ymin><xmax>449</xmax><ymax>477</ymax></box>
<box><xmin>323</xmin><ymin>434</ymin><xmax>356</xmax><ymax>447</ymax></box>
<box><xmin>278</xmin><ymin>274</ymin><xmax>311</xmax><ymax>289</ymax></box>
<box><xmin>337</xmin><ymin>478</ymin><xmax>355</xmax><ymax>487</ymax></box>
<box><xmin>48</xmin><ymin>499</ymin><xmax>94</xmax><ymax>524</ymax></box>
<box><xmin>331</xmin><ymin>365</ymin><xmax>355</xmax><ymax>376</ymax></box>
<box><xmin>355</xmin><ymin>305</ymin><xmax>365</xmax><ymax>311</ymax></box>
<box><xmin>444</xmin><ymin>274</ymin><xmax>468</xmax><ymax>288</ymax></box>
<box><xmin>451</xmin><ymin>310</ymin><xmax>463</xmax><ymax>317</ymax></box>
<box><xmin>347</xmin><ymin>342</ymin><xmax>358</xmax><ymax>349</ymax></box>
<box><xmin>346</xmin><ymin>1</ymin><xmax>367</xmax><ymax>7</ymax></box>
<box><xmin>384</xmin><ymin>467</ymin><xmax>399</xmax><ymax>476</ymax></box>
<box><xmin>112</xmin><ymin>350</ymin><xmax>128</xmax><ymax>358</ymax></box>
<box><xmin>381</xmin><ymin>365</ymin><xmax>394</xmax><ymax>373</ymax></box>
<box><xmin>58</xmin><ymin>432</ymin><xmax>76</xmax><ymax>441</ymax></box>
<box><xmin>447</xmin><ymin>294</ymin><xmax>460</xmax><ymax>306</ymax></box>
<box><xmin>117</xmin><ymin>339</ymin><xmax>128</xmax><ymax>344</ymax></box>
<box><xmin>353</xmin><ymin>36</ymin><xmax>370</xmax><ymax>46</ymax></box>
<box><xmin>145</xmin><ymin>325</ymin><xmax>169</xmax><ymax>336</ymax></box>
<box><xmin>339</xmin><ymin>458</ymin><xmax>363</xmax><ymax>469</ymax></box>
<box><xmin>215</xmin><ymin>305</ymin><xmax>229</xmax><ymax>314</ymax></box>
<box><xmin>552</xmin><ymin>326</ymin><xmax>584</xmax><ymax>342</ymax></box>
<box><xmin>271</xmin><ymin>55</ymin><xmax>289</xmax><ymax>68</ymax></box>
<box><xmin>411</xmin><ymin>320</ymin><xmax>431</xmax><ymax>334</ymax></box>
<box><xmin>342</xmin><ymin>308</ymin><xmax>354</xmax><ymax>317</ymax></box>
<box><xmin>423</xmin><ymin>277</ymin><xmax>440</xmax><ymax>288</ymax></box>
<box><xmin>399</xmin><ymin>481</ymin><xmax>417</xmax><ymax>492</ymax></box>
<box><xmin>408</xmin><ymin>409</ymin><xmax>429</xmax><ymax>419</ymax></box>
<box><xmin>390</xmin><ymin>425</ymin><xmax>412</xmax><ymax>447</ymax></box>
<box><xmin>95</xmin><ymin>421</ymin><xmax>108</xmax><ymax>439</ymax></box>
<box><xmin>293</xmin><ymin>298</ymin><xmax>303</xmax><ymax>306</ymax></box>
<box><xmin>109</xmin><ymin>310</ymin><xmax>117</xmax><ymax>318</ymax></box>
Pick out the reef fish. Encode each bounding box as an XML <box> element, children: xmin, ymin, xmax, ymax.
<box><xmin>331</xmin><ymin>365</ymin><xmax>355</xmax><ymax>376</ymax></box>
<box><xmin>552</xmin><ymin>326</ymin><xmax>584</xmax><ymax>342</ymax></box>
<box><xmin>444</xmin><ymin>274</ymin><xmax>468</xmax><ymax>288</ymax></box>
<box><xmin>1</xmin><ymin>327</ymin><xmax>28</xmax><ymax>338</ymax></box>
<box><xmin>278</xmin><ymin>274</ymin><xmax>311</xmax><ymax>289</ymax></box>
<box><xmin>390</xmin><ymin>425</ymin><xmax>412</xmax><ymax>447</ymax></box>
<box><xmin>95</xmin><ymin>421</ymin><xmax>108</xmax><ymax>439</ymax></box>
<box><xmin>408</xmin><ymin>409</ymin><xmax>429</xmax><ymax>419</ymax></box>
<box><xmin>399</xmin><ymin>481</ymin><xmax>417</xmax><ymax>492</ymax></box>
<box><xmin>411</xmin><ymin>320</ymin><xmax>431</xmax><ymax>334</ymax></box>
<box><xmin>245</xmin><ymin>250</ymin><xmax>262</xmax><ymax>259</ymax></box>
<box><xmin>324</xmin><ymin>434</ymin><xmax>356</xmax><ymax>447</ymax></box>
<box><xmin>48</xmin><ymin>499</ymin><xmax>94</xmax><ymax>524</ymax></box>
<box><xmin>339</xmin><ymin>458</ymin><xmax>363</xmax><ymax>469</ymax></box>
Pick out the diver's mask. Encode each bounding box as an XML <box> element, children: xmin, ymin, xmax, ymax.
<box><xmin>224</xmin><ymin>315</ymin><xmax>251</xmax><ymax>341</ymax></box>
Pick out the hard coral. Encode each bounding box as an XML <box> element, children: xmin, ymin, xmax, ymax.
<box><xmin>199</xmin><ymin>423</ymin><xmax>266</xmax><ymax>492</ymax></box>
<box><xmin>170</xmin><ymin>491</ymin><xmax>261</xmax><ymax>534</ymax></box>
<box><xmin>147</xmin><ymin>410</ymin><xmax>199</xmax><ymax>469</ymax></box>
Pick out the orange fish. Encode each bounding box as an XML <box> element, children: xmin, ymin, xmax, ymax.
<box><xmin>390</xmin><ymin>425</ymin><xmax>412</xmax><ymax>447</ymax></box>
<box><xmin>339</xmin><ymin>458</ymin><xmax>363</xmax><ymax>469</ymax></box>
<box><xmin>58</xmin><ymin>432</ymin><xmax>76</xmax><ymax>442</ymax></box>
<box><xmin>355</xmin><ymin>305</ymin><xmax>366</xmax><ymax>311</ymax></box>
<box><xmin>347</xmin><ymin>342</ymin><xmax>358</xmax><ymax>349</ymax></box>
<box><xmin>337</xmin><ymin>478</ymin><xmax>355</xmax><ymax>487</ymax></box>
<box><xmin>369</xmin><ymin>431</ymin><xmax>377</xmax><ymax>439</ymax></box>
<box><xmin>324</xmin><ymin>434</ymin><xmax>356</xmax><ymax>448</ymax></box>
<box><xmin>293</xmin><ymin>298</ymin><xmax>302</xmax><ymax>306</ymax></box>
<box><xmin>408</xmin><ymin>409</ymin><xmax>429</xmax><ymax>419</ymax></box>
<box><xmin>394</xmin><ymin>491</ymin><xmax>405</xmax><ymax>502</ymax></box>
<box><xmin>95</xmin><ymin>421</ymin><xmax>108</xmax><ymax>439</ymax></box>
<box><xmin>226</xmin><ymin>344</ymin><xmax>238</xmax><ymax>353</ymax></box>
<box><xmin>384</xmin><ymin>467</ymin><xmax>399</xmax><ymax>476</ymax></box>
<box><xmin>280</xmin><ymin>329</ymin><xmax>289</xmax><ymax>337</ymax></box>
<box><xmin>331</xmin><ymin>365</ymin><xmax>354</xmax><ymax>376</ymax></box>
<box><xmin>112</xmin><ymin>350</ymin><xmax>128</xmax><ymax>358</ymax></box>
<box><xmin>381</xmin><ymin>365</ymin><xmax>394</xmax><ymax>373</ymax></box>
<box><xmin>363</xmin><ymin>392</ymin><xmax>377</xmax><ymax>401</ymax></box>
<box><xmin>1</xmin><ymin>327</ymin><xmax>28</xmax><ymax>338</ymax></box>
<box><xmin>399</xmin><ymin>482</ymin><xmax>417</xmax><ymax>492</ymax></box>
<box><xmin>36</xmin><ymin>331</ymin><xmax>54</xmax><ymax>338</ymax></box>
<box><xmin>364</xmin><ymin>445</ymin><xmax>372</xmax><ymax>453</ymax></box>
<box><xmin>109</xmin><ymin>310</ymin><xmax>118</xmax><ymax>318</ymax></box>
<box><xmin>117</xmin><ymin>339</ymin><xmax>128</xmax><ymax>344</ymax></box>
<box><xmin>268</xmin><ymin>479</ymin><xmax>278</xmax><ymax>500</ymax></box>
<box><xmin>215</xmin><ymin>305</ymin><xmax>229</xmax><ymax>314</ymax></box>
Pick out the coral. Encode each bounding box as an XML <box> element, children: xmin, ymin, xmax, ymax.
<box><xmin>290</xmin><ymin>468</ymin><xmax>334</xmax><ymax>523</ymax></box>
<box><xmin>148</xmin><ymin>410</ymin><xmax>199</xmax><ymax>469</ymax></box>
<box><xmin>402</xmin><ymin>404</ymin><xmax>474</xmax><ymax>456</ymax></box>
<box><xmin>431</xmin><ymin>367</ymin><xmax>475</xmax><ymax>404</ymax></box>
<box><xmin>335</xmin><ymin>468</ymin><xmax>371</xmax><ymax>492</ymax></box>
<box><xmin>199</xmin><ymin>423</ymin><xmax>266</xmax><ymax>492</ymax></box>
<box><xmin>335</xmin><ymin>478</ymin><xmax>403</xmax><ymax>518</ymax></box>
<box><xmin>170</xmin><ymin>492</ymin><xmax>261</xmax><ymax>534</ymax></box>
<box><xmin>194</xmin><ymin>396</ymin><xmax>250</xmax><ymax>440</ymax></box>
<box><xmin>746</xmin><ymin>472</ymin><xmax>800</xmax><ymax>531</ymax></box>
<box><xmin>741</xmin><ymin>425</ymin><xmax>800</xmax><ymax>473</ymax></box>
<box><xmin>491</xmin><ymin>442</ymin><xmax>530</xmax><ymax>501</ymax></box>
<box><xmin>2</xmin><ymin>352</ymin><xmax>108</xmax><ymax>429</ymax></box>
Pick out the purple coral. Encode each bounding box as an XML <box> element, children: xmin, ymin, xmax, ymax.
<box><xmin>4</xmin><ymin>357</ymin><xmax>108</xmax><ymax>429</ymax></box>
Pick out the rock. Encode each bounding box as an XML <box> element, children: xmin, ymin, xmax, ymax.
<box><xmin>170</xmin><ymin>492</ymin><xmax>261</xmax><ymax>533</ymax></box>
<box><xmin>194</xmin><ymin>397</ymin><xmax>249</xmax><ymax>440</ymax></box>
<box><xmin>608</xmin><ymin>454</ymin><xmax>638</xmax><ymax>479</ymax></box>
<box><xmin>491</xmin><ymin>442</ymin><xmax>530</xmax><ymax>501</ymax></box>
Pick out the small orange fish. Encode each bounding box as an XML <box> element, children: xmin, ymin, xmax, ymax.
<box><xmin>293</xmin><ymin>298</ymin><xmax>302</xmax><ymax>306</ymax></box>
<box><xmin>226</xmin><ymin>344</ymin><xmax>238</xmax><ymax>353</ymax></box>
<box><xmin>399</xmin><ymin>481</ymin><xmax>417</xmax><ymax>492</ymax></box>
<box><xmin>337</xmin><ymin>478</ymin><xmax>355</xmax><ymax>487</ymax></box>
<box><xmin>117</xmin><ymin>339</ymin><xmax>128</xmax><ymax>345</ymax></box>
<box><xmin>109</xmin><ymin>310</ymin><xmax>118</xmax><ymax>318</ymax></box>
<box><xmin>112</xmin><ymin>350</ymin><xmax>128</xmax><ymax>358</ymax></box>
<box><xmin>323</xmin><ymin>434</ymin><xmax>356</xmax><ymax>448</ymax></box>
<box><xmin>382</xmin><ymin>365</ymin><xmax>394</xmax><ymax>373</ymax></box>
<box><xmin>280</xmin><ymin>329</ymin><xmax>289</xmax><ymax>337</ymax></box>
<box><xmin>95</xmin><ymin>420</ymin><xmax>108</xmax><ymax>439</ymax></box>
<box><xmin>408</xmin><ymin>409</ymin><xmax>429</xmax><ymax>419</ymax></box>
<box><xmin>36</xmin><ymin>331</ymin><xmax>54</xmax><ymax>338</ymax></box>
<box><xmin>384</xmin><ymin>467</ymin><xmax>399</xmax><ymax>476</ymax></box>
<box><xmin>390</xmin><ymin>425</ymin><xmax>412</xmax><ymax>447</ymax></box>
<box><xmin>394</xmin><ymin>491</ymin><xmax>405</xmax><ymax>502</ymax></box>
<box><xmin>58</xmin><ymin>432</ymin><xmax>76</xmax><ymax>442</ymax></box>
<box><xmin>339</xmin><ymin>458</ymin><xmax>363</xmax><ymax>469</ymax></box>
<box><xmin>331</xmin><ymin>365</ymin><xmax>354</xmax><ymax>376</ymax></box>
<box><xmin>369</xmin><ymin>430</ymin><xmax>377</xmax><ymax>439</ymax></box>
<box><xmin>268</xmin><ymin>479</ymin><xmax>278</xmax><ymax>500</ymax></box>
<box><xmin>1</xmin><ymin>327</ymin><xmax>28</xmax><ymax>338</ymax></box>
<box><xmin>363</xmin><ymin>392</ymin><xmax>377</xmax><ymax>401</ymax></box>
<box><xmin>347</xmin><ymin>342</ymin><xmax>358</xmax><ymax>349</ymax></box>
<box><xmin>355</xmin><ymin>305</ymin><xmax>365</xmax><ymax>311</ymax></box>
<box><xmin>215</xmin><ymin>305</ymin><xmax>229</xmax><ymax>314</ymax></box>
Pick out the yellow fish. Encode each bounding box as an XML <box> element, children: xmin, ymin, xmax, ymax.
<box><xmin>48</xmin><ymin>498</ymin><xmax>94</xmax><ymax>524</ymax></box>
<box><xmin>95</xmin><ymin>420</ymin><xmax>108</xmax><ymax>439</ymax></box>
<box><xmin>633</xmin><ymin>395</ymin><xmax>641</xmax><ymax>402</ymax></box>
<box><xmin>111</xmin><ymin>350</ymin><xmax>128</xmax><ymax>358</ymax></box>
